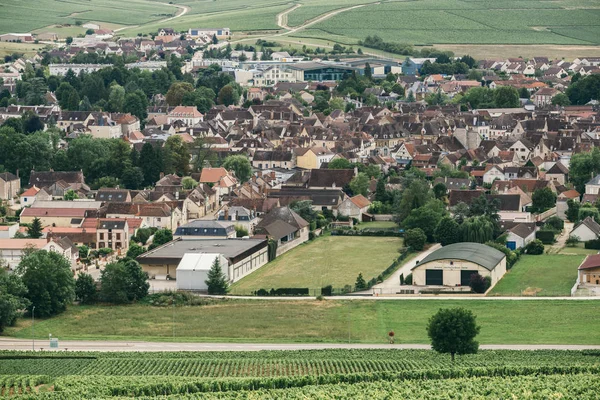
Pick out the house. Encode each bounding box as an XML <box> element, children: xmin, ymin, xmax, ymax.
<box><xmin>307</xmin><ymin>168</ymin><xmax>355</xmax><ymax>190</ymax></box>
<box><xmin>176</xmin><ymin>253</ymin><xmax>229</xmax><ymax>291</ymax></box>
<box><xmin>199</xmin><ymin>167</ymin><xmax>238</xmax><ymax>197</ymax></box>
<box><xmin>217</xmin><ymin>205</ymin><xmax>258</xmax><ymax>234</ymax></box>
<box><xmin>174</xmin><ymin>220</ymin><xmax>236</xmax><ymax>239</ymax></box>
<box><xmin>571</xmin><ymin>217</ymin><xmax>600</xmax><ymax>242</ymax></box>
<box><xmin>533</xmin><ymin>88</ymin><xmax>560</xmax><ymax>107</ymax></box>
<box><xmin>0</xmin><ymin>238</ymin><xmax>49</xmax><ymax>269</ymax></box>
<box><xmin>578</xmin><ymin>254</ymin><xmax>600</xmax><ymax>286</ymax></box>
<box><xmin>545</xmin><ymin>162</ymin><xmax>569</xmax><ymax>185</ymax></box>
<box><xmin>28</xmin><ymin>170</ymin><xmax>86</xmax><ymax>191</ymax></box>
<box><xmin>95</xmin><ymin>219</ymin><xmax>130</xmax><ymax>251</ymax></box>
<box><xmin>337</xmin><ymin>195</ymin><xmax>371</xmax><ymax>220</ymax></box>
<box><xmin>19</xmin><ymin>185</ymin><xmax>45</xmax><ymax>206</ymax></box>
<box><xmin>96</xmin><ymin>189</ymin><xmax>131</xmax><ymax>203</ymax></box>
<box><xmin>0</xmin><ymin>223</ymin><xmax>20</xmax><ymax>239</ymax></box>
<box><xmin>483</xmin><ymin>165</ymin><xmax>505</xmax><ymax>185</ymax></box>
<box><xmin>411</xmin><ymin>242</ymin><xmax>507</xmax><ymax>290</ymax></box>
<box><xmin>167</xmin><ymin>106</ymin><xmax>203</xmax><ymax>125</ymax></box>
<box><xmin>505</xmin><ymin>223</ymin><xmax>536</xmax><ymax>250</ymax></box>
<box><xmin>254</xmin><ymin>206</ymin><xmax>309</xmax><ymax>256</ymax></box>
<box><xmin>137</xmin><ymin>237</ymin><xmax>268</xmax><ymax>282</ymax></box>
<box><xmin>585</xmin><ymin>174</ymin><xmax>600</xmax><ymax>195</ymax></box>
<box><xmin>557</xmin><ymin>189</ymin><xmax>580</xmax><ymax>220</ymax></box>
<box><xmin>0</xmin><ymin>172</ymin><xmax>20</xmax><ymax>200</ymax></box>
<box><xmin>294</xmin><ymin>147</ymin><xmax>334</xmax><ymax>169</ymax></box>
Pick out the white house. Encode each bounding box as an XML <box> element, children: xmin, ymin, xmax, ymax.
<box><xmin>483</xmin><ymin>166</ymin><xmax>505</xmax><ymax>185</ymax></box>
<box><xmin>571</xmin><ymin>217</ymin><xmax>600</xmax><ymax>242</ymax></box>
<box><xmin>585</xmin><ymin>174</ymin><xmax>600</xmax><ymax>195</ymax></box>
<box><xmin>505</xmin><ymin>223</ymin><xmax>536</xmax><ymax>250</ymax></box>
<box><xmin>337</xmin><ymin>195</ymin><xmax>372</xmax><ymax>220</ymax></box>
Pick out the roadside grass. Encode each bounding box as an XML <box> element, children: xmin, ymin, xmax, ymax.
<box><xmin>488</xmin><ymin>254</ymin><xmax>584</xmax><ymax>297</ymax></box>
<box><xmin>230</xmin><ymin>236</ymin><xmax>403</xmax><ymax>294</ymax></box>
<box><xmin>558</xmin><ymin>244</ymin><xmax>598</xmax><ymax>256</ymax></box>
<box><xmin>3</xmin><ymin>299</ymin><xmax>599</xmax><ymax>345</ymax></box>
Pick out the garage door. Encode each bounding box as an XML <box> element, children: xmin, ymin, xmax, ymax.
<box><xmin>507</xmin><ymin>241</ymin><xmax>516</xmax><ymax>250</ymax></box>
<box><xmin>425</xmin><ymin>270</ymin><xmax>443</xmax><ymax>285</ymax></box>
<box><xmin>461</xmin><ymin>270</ymin><xmax>479</xmax><ymax>286</ymax></box>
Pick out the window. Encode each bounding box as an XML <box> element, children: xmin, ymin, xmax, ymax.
<box><xmin>99</xmin><ymin>233</ymin><xmax>104</xmax><ymax>240</ymax></box>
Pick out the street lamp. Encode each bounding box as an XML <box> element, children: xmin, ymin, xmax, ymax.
<box><xmin>31</xmin><ymin>306</ymin><xmax>35</xmax><ymax>352</ymax></box>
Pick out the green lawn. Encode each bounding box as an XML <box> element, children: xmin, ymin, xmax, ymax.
<box><xmin>489</xmin><ymin>254</ymin><xmax>584</xmax><ymax>296</ymax></box>
<box><xmin>558</xmin><ymin>244</ymin><xmax>598</xmax><ymax>256</ymax></box>
<box><xmin>4</xmin><ymin>299</ymin><xmax>599</xmax><ymax>344</ymax></box>
<box><xmin>357</xmin><ymin>221</ymin><xmax>397</xmax><ymax>230</ymax></box>
<box><xmin>230</xmin><ymin>236</ymin><xmax>403</xmax><ymax>294</ymax></box>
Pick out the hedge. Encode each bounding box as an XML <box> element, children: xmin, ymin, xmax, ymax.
<box><xmin>535</xmin><ymin>230</ymin><xmax>555</xmax><ymax>244</ymax></box>
<box><xmin>584</xmin><ymin>239</ymin><xmax>600</xmax><ymax>250</ymax></box>
<box><xmin>254</xmin><ymin>288</ymin><xmax>309</xmax><ymax>296</ymax></box>
<box><xmin>331</xmin><ymin>229</ymin><xmax>403</xmax><ymax>237</ymax></box>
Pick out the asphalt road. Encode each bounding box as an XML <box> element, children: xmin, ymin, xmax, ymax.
<box><xmin>1</xmin><ymin>339</ymin><xmax>598</xmax><ymax>352</ymax></box>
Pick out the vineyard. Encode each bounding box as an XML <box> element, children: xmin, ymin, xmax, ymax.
<box><xmin>1</xmin><ymin>349</ymin><xmax>599</xmax><ymax>398</ymax></box>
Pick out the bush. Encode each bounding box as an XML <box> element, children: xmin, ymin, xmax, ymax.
<box><xmin>469</xmin><ymin>273</ymin><xmax>490</xmax><ymax>293</ymax></box>
<box><xmin>355</xmin><ymin>273</ymin><xmax>367</xmax><ymax>290</ymax></box>
<box><xmin>309</xmin><ymin>232</ymin><xmax>315</xmax><ymax>240</ymax></box>
<box><xmin>535</xmin><ymin>230</ymin><xmax>555</xmax><ymax>244</ymax></box>
<box><xmin>404</xmin><ymin>228</ymin><xmax>426</xmax><ymax>251</ymax></box>
<box><xmin>254</xmin><ymin>288</ymin><xmax>309</xmax><ymax>296</ymax></box>
<box><xmin>235</xmin><ymin>226</ymin><xmax>249</xmax><ymax>237</ymax></box>
<box><xmin>309</xmin><ymin>221</ymin><xmax>317</xmax><ymax>231</ymax></box>
<box><xmin>584</xmin><ymin>239</ymin><xmax>600</xmax><ymax>250</ymax></box>
<box><xmin>75</xmin><ymin>273</ymin><xmax>96</xmax><ymax>305</ymax></box>
<box><xmin>485</xmin><ymin>241</ymin><xmax>520</xmax><ymax>269</ymax></box>
<box><xmin>544</xmin><ymin>216</ymin><xmax>564</xmax><ymax>232</ymax></box>
<box><xmin>566</xmin><ymin>235</ymin><xmax>580</xmax><ymax>247</ymax></box>
<box><xmin>405</xmin><ymin>273</ymin><xmax>413</xmax><ymax>285</ymax></box>
<box><xmin>321</xmin><ymin>285</ymin><xmax>333</xmax><ymax>296</ymax></box>
<box><xmin>525</xmin><ymin>239</ymin><xmax>545</xmax><ymax>255</ymax></box>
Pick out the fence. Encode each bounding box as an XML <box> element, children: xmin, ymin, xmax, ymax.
<box><xmin>535</xmin><ymin>207</ymin><xmax>557</xmax><ymax>222</ymax></box>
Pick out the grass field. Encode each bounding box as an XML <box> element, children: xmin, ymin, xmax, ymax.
<box><xmin>4</xmin><ymin>299</ymin><xmax>599</xmax><ymax>344</ymax></box>
<box><xmin>489</xmin><ymin>254</ymin><xmax>584</xmax><ymax>296</ymax></box>
<box><xmin>558</xmin><ymin>244</ymin><xmax>598</xmax><ymax>256</ymax></box>
<box><xmin>356</xmin><ymin>221</ymin><xmax>397</xmax><ymax>230</ymax></box>
<box><xmin>0</xmin><ymin>42</ymin><xmax>47</xmax><ymax>57</ymax></box>
<box><xmin>230</xmin><ymin>236</ymin><xmax>403</xmax><ymax>294</ymax></box>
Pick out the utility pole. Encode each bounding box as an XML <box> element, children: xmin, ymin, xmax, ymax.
<box><xmin>31</xmin><ymin>306</ymin><xmax>35</xmax><ymax>352</ymax></box>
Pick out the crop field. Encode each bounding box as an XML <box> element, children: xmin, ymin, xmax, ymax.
<box><xmin>229</xmin><ymin>236</ymin><xmax>403</xmax><ymax>294</ymax></box>
<box><xmin>0</xmin><ymin>0</ymin><xmax>176</xmax><ymax>34</ymax></box>
<box><xmin>0</xmin><ymin>350</ymin><xmax>599</xmax><ymax>398</ymax></box>
<box><xmin>4</xmin><ymin>300</ymin><xmax>600</xmax><ymax>344</ymax></box>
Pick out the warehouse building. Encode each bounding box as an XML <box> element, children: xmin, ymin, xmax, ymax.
<box><xmin>411</xmin><ymin>242</ymin><xmax>507</xmax><ymax>289</ymax></box>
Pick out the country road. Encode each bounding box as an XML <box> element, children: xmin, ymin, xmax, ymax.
<box><xmin>114</xmin><ymin>2</ymin><xmax>190</xmax><ymax>33</ymax></box>
<box><xmin>1</xmin><ymin>339</ymin><xmax>598</xmax><ymax>352</ymax></box>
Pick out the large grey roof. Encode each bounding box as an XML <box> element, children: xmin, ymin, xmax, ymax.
<box><xmin>413</xmin><ymin>242</ymin><xmax>506</xmax><ymax>271</ymax></box>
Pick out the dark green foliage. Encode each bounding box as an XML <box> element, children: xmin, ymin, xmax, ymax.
<box><xmin>267</xmin><ymin>238</ymin><xmax>278</xmax><ymax>261</ymax></box>
<box><xmin>16</xmin><ymin>250</ymin><xmax>75</xmax><ymax>317</ymax></box>
<box><xmin>100</xmin><ymin>259</ymin><xmax>149</xmax><ymax>304</ymax></box>
<box><xmin>434</xmin><ymin>216</ymin><xmax>460</xmax><ymax>246</ymax></box>
<box><xmin>568</xmin><ymin>148</ymin><xmax>600</xmax><ymax>194</ymax></box>
<box><xmin>544</xmin><ymin>216</ymin><xmax>564</xmax><ymax>232</ymax></box>
<box><xmin>235</xmin><ymin>226</ymin><xmax>249</xmax><ymax>237</ymax></box>
<box><xmin>460</xmin><ymin>216</ymin><xmax>497</xmax><ymax>244</ymax></box>
<box><xmin>223</xmin><ymin>155</ymin><xmax>251</xmax><ymax>182</ymax></box>
<box><xmin>531</xmin><ymin>188</ymin><xmax>557</xmax><ymax>213</ymax></box>
<box><xmin>403</xmin><ymin>199</ymin><xmax>447</xmax><ymax>242</ymax></box>
<box><xmin>328</xmin><ymin>158</ymin><xmax>353</xmax><ymax>169</ymax></box>
<box><xmin>75</xmin><ymin>273</ymin><xmax>97</xmax><ymax>305</ymax></box>
<box><xmin>290</xmin><ymin>200</ymin><xmax>318</xmax><ymax>223</ymax></box>
<box><xmin>152</xmin><ymin>229</ymin><xmax>173</xmax><ymax>247</ymax></box>
<box><xmin>433</xmin><ymin>182</ymin><xmax>447</xmax><ymax>199</ymax></box>
<box><xmin>535</xmin><ymin>230</ymin><xmax>555</xmax><ymax>244</ymax></box>
<box><xmin>427</xmin><ymin>307</ymin><xmax>480</xmax><ymax>361</ymax></box>
<box><xmin>566</xmin><ymin>74</ymin><xmax>600</xmax><ymax>105</ymax></box>
<box><xmin>0</xmin><ymin>269</ymin><xmax>29</xmax><ymax>332</ymax></box>
<box><xmin>404</xmin><ymin>228</ymin><xmax>426</xmax><ymax>251</ymax></box>
<box><xmin>485</xmin><ymin>241</ymin><xmax>520</xmax><ymax>269</ymax></box>
<box><xmin>469</xmin><ymin>273</ymin><xmax>490</xmax><ymax>294</ymax></box>
<box><xmin>566</xmin><ymin>199</ymin><xmax>580</xmax><ymax>222</ymax></box>
<box><xmin>126</xmin><ymin>243</ymin><xmax>146</xmax><ymax>259</ymax></box>
<box><xmin>525</xmin><ymin>239</ymin><xmax>545</xmax><ymax>255</ymax></box>
<box><xmin>584</xmin><ymin>239</ymin><xmax>600</xmax><ymax>250</ymax></box>
<box><xmin>578</xmin><ymin>206</ymin><xmax>599</xmax><ymax>223</ymax></box>
<box><xmin>355</xmin><ymin>273</ymin><xmax>367</xmax><ymax>290</ymax></box>
<box><xmin>26</xmin><ymin>217</ymin><xmax>42</xmax><ymax>239</ymax></box>
<box><xmin>205</xmin><ymin>257</ymin><xmax>229</xmax><ymax>295</ymax></box>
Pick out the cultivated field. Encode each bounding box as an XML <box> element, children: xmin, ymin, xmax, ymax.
<box><xmin>0</xmin><ymin>349</ymin><xmax>599</xmax><ymax>398</ymax></box>
<box><xmin>230</xmin><ymin>236</ymin><xmax>403</xmax><ymax>294</ymax></box>
<box><xmin>489</xmin><ymin>254</ymin><xmax>584</xmax><ymax>297</ymax></box>
<box><xmin>4</xmin><ymin>300</ymin><xmax>599</xmax><ymax>344</ymax></box>
<box><xmin>0</xmin><ymin>0</ymin><xmax>176</xmax><ymax>34</ymax></box>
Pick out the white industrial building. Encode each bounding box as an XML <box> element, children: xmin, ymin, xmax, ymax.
<box><xmin>176</xmin><ymin>253</ymin><xmax>228</xmax><ymax>291</ymax></box>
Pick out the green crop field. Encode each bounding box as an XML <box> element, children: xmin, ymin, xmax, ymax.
<box><xmin>0</xmin><ymin>349</ymin><xmax>599</xmax><ymax>398</ymax></box>
<box><xmin>0</xmin><ymin>0</ymin><xmax>177</xmax><ymax>34</ymax></box>
<box><xmin>230</xmin><ymin>236</ymin><xmax>404</xmax><ymax>294</ymax></box>
<box><xmin>489</xmin><ymin>254</ymin><xmax>584</xmax><ymax>297</ymax></box>
<box><xmin>4</xmin><ymin>299</ymin><xmax>600</xmax><ymax>344</ymax></box>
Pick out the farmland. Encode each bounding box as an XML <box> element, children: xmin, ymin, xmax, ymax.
<box><xmin>3</xmin><ymin>300</ymin><xmax>600</xmax><ymax>344</ymax></box>
<box><xmin>229</xmin><ymin>236</ymin><xmax>403</xmax><ymax>294</ymax></box>
<box><xmin>0</xmin><ymin>349</ymin><xmax>599</xmax><ymax>398</ymax></box>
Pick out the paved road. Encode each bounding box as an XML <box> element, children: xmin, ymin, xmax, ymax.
<box><xmin>1</xmin><ymin>339</ymin><xmax>598</xmax><ymax>352</ymax></box>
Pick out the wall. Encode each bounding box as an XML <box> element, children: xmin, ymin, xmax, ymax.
<box><xmin>412</xmin><ymin>258</ymin><xmax>506</xmax><ymax>288</ymax></box>
<box><xmin>275</xmin><ymin>227</ymin><xmax>309</xmax><ymax>257</ymax></box>
<box><xmin>230</xmin><ymin>246</ymin><xmax>269</xmax><ymax>282</ymax></box>
<box><xmin>579</xmin><ymin>266</ymin><xmax>600</xmax><ymax>285</ymax></box>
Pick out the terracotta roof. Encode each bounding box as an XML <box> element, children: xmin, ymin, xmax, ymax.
<box><xmin>21</xmin><ymin>208</ymin><xmax>88</xmax><ymax>218</ymax></box>
<box><xmin>578</xmin><ymin>254</ymin><xmax>600</xmax><ymax>270</ymax></box>
<box><xmin>21</xmin><ymin>186</ymin><xmax>40</xmax><ymax>197</ymax></box>
<box><xmin>350</xmin><ymin>194</ymin><xmax>371</xmax><ymax>209</ymax></box>
<box><xmin>199</xmin><ymin>167</ymin><xmax>228</xmax><ymax>183</ymax></box>
<box><xmin>0</xmin><ymin>239</ymin><xmax>46</xmax><ymax>249</ymax></box>
<box><xmin>558</xmin><ymin>189</ymin><xmax>580</xmax><ymax>199</ymax></box>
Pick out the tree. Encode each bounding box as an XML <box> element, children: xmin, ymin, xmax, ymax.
<box><xmin>328</xmin><ymin>158</ymin><xmax>353</xmax><ymax>169</ymax></box>
<box><xmin>217</xmin><ymin>84</ymin><xmax>240</xmax><ymax>106</ymax></box>
<box><xmin>566</xmin><ymin>75</ymin><xmax>600</xmax><ymax>105</ymax></box>
<box><xmin>433</xmin><ymin>182</ymin><xmax>447</xmax><ymax>200</ymax></box>
<box><xmin>459</xmin><ymin>216</ymin><xmax>496</xmax><ymax>244</ymax></box>
<box><xmin>123</xmin><ymin>90</ymin><xmax>148</xmax><ymax>121</ymax></box>
<box><xmin>75</xmin><ymin>273</ymin><xmax>96</xmax><ymax>305</ymax></box>
<box><xmin>427</xmin><ymin>307</ymin><xmax>480</xmax><ymax>361</ymax></box>
<box><xmin>566</xmin><ymin>235</ymin><xmax>580</xmax><ymax>247</ymax></box>
<box><xmin>349</xmin><ymin>172</ymin><xmax>369</xmax><ymax>196</ymax></box>
<box><xmin>16</xmin><ymin>250</ymin><xmax>75</xmax><ymax>317</ymax></box>
<box><xmin>223</xmin><ymin>155</ymin><xmax>251</xmax><ymax>182</ymax></box>
<box><xmin>493</xmin><ymin>86</ymin><xmax>520</xmax><ymax>108</ymax></box>
<box><xmin>63</xmin><ymin>189</ymin><xmax>79</xmax><ymax>201</ymax></box>
<box><xmin>27</xmin><ymin>217</ymin><xmax>43</xmax><ymax>239</ymax></box>
<box><xmin>163</xmin><ymin>135</ymin><xmax>191</xmax><ymax>176</ymax></box>
<box><xmin>205</xmin><ymin>256</ymin><xmax>229</xmax><ymax>294</ymax></box>
<box><xmin>65</xmin><ymin>36</ymin><xmax>73</xmax><ymax>45</ymax></box>
<box><xmin>0</xmin><ymin>268</ymin><xmax>29</xmax><ymax>333</ymax></box>
<box><xmin>126</xmin><ymin>243</ymin><xmax>146</xmax><ymax>259</ymax></box>
<box><xmin>375</xmin><ymin>177</ymin><xmax>388</xmax><ymax>203</ymax></box>
<box><xmin>121</xmin><ymin>166</ymin><xmax>144</xmax><ymax>190</ymax></box>
<box><xmin>182</xmin><ymin>176</ymin><xmax>198</xmax><ymax>189</ymax></box>
<box><xmin>568</xmin><ymin>147</ymin><xmax>600</xmax><ymax>194</ymax></box>
<box><xmin>290</xmin><ymin>200</ymin><xmax>318</xmax><ymax>223</ymax></box>
<box><xmin>435</xmin><ymin>216</ymin><xmax>460</xmax><ymax>246</ymax></box>
<box><xmin>139</xmin><ymin>142</ymin><xmax>162</xmax><ymax>186</ymax></box>
<box><xmin>395</xmin><ymin>179</ymin><xmax>432</xmax><ymax>222</ymax></box>
<box><xmin>469</xmin><ymin>273</ymin><xmax>490</xmax><ymax>294</ymax></box>
<box><xmin>235</xmin><ymin>226</ymin><xmax>249</xmax><ymax>237</ymax></box>
<box><xmin>552</xmin><ymin>93</ymin><xmax>571</xmax><ymax>106</ymax></box>
<box><xmin>525</xmin><ymin>239</ymin><xmax>545</xmax><ymax>255</ymax></box>
<box><xmin>100</xmin><ymin>259</ymin><xmax>149</xmax><ymax>303</ymax></box>
<box><xmin>166</xmin><ymin>82</ymin><xmax>194</xmax><ymax>106</ymax></box>
<box><xmin>403</xmin><ymin>199</ymin><xmax>447</xmax><ymax>242</ymax></box>
<box><xmin>354</xmin><ymin>272</ymin><xmax>367</xmax><ymax>290</ymax></box>
<box><xmin>531</xmin><ymin>187</ymin><xmax>557</xmax><ymax>213</ymax></box>
<box><xmin>364</xmin><ymin>62</ymin><xmax>372</xmax><ymax>80</ymax></box>
<box><xmin>107</xmin><ymin>84</ymin><xmax>126</xmax><ymax>112</ymax></box>
<box><xmin>152</xmin><ymin>229</ymin><xmax>173</xmax><ymax>247</ymax></box>
<box><xmin>404</xmin><ymin>228</ymin><xmax>427</xmax><ymax>251</ymax></box>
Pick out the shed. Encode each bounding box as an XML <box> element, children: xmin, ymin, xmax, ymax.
<box><xmin>176</xmin><ymin>253</ymin><xmax>228</xmax><ymax>291</ymax></box>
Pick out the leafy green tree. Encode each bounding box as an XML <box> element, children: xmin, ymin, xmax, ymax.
<box><xmin>552</xmin><ymin>93</ymin><xmax>570</xmax><ymax>106</ymax></box>
<box><xmin>107</xmin><ymin>84</ymin><xmax>126</xmax><ymax>112</ymax></box>
<box><xmin>205</xmin><ymin>256</ymin><xmax>229</xmax><ymax>294</ymax></box>
<box><xmin>27</xmin><ymin>217</ymin><xmax>43</xmax><ymax>239</ymax></box>
<box><xmin>493</xmin><ymin>86</ymin><xmax>520</xmax><ymax>108</ymax></box>
<box><xmin>63</xmin><ymin>189</ymin><xmax>79</xmax><ymax>201</ymax></box>
<box><xmin>99</xmin><ymin>259</ymin><xmax>149</xmax><ymax>303</ymax></box>
<box><xmin>375</xmin><ymin>177</ymin><xmax>388</xmax><ymax>203</ymax></box>
<box><xmin>78</xmin><ymin>245</ymin><xmax>90</xmax><ymax>260</ymax></box>
<box><xmin>139</xmin><ymin>142</ymin><xmax>162</xmax><ymax>186</ymax></box>
<box><xmin>525</xmin><ymin>239</ymin><xmax>545</xmax><ymax>255</ymax></box>
<box><xmin>16</xmin><ymin>250</ymin><xmax>75</xmax><ymax>317</ymax></box>
<box><xmin>329</xmin><ymin>97</ymin><xmax>345</xmax><ymax>111</ymax></box>
<box><xmin>166</xmin><ymin>81</ymin><xmax>194</xmax><ymax>106</ymax></box>
<box><xmin>459</xmin><ymin>216</ymin><xmax>496</xmax><ymax>243</ymax></box>
<box><xmin>121</xmin><ymin>166</ymin><xmax>144</xmax><ymax>190</ymax></box>
<box><xmin>427</xmin><ymin>307</ymin><xmax>480</xmax><ymax>361</ymax></box>
<box><xmin>290</xmin><ymin>200</ymin><xmax>318</xmax><ymax>223</ymax></box>
<box><xmin>566</xmin><ymin>199</ymin><xmax>580</xmax><ymax>222</ymax></box>
<box><xmin>364</xmin><ymin>62</ymin><xmax>372</xmax><ymax>80</ymax></box>
<box><xmin>531</xmin><ymin>187</ymin><xmax>557</xmax><ymax>213</ymax></box>
<box><xmin>404</xmin><ymin>228</ymin><xmax>427</xmax><ymax>250</ymax></box>
<box><xmin>163</xmin><ymin>135</ymin><xmax>191</xmax><ymax>176</ymax></box>
<box><xmin>223</xmin><ymin>155</ymin><xmax>252</xmax><ymax>182</ymax></box>
<box><xmin>0</xmin><ymin>268</ymin><xmax>29</xmax><ymax>332</ymax></box>
<box><xmin>566</xmin><ymin>75</ymin><xmax>600</xmax><ymax>105</ymax></box>
<box><xmin>182</xmin><ymin>176</ymin><xmax>198</xmax><ymax>189</ymax></box>
<box><xmin>354</xmin><ymin>272</ymin><xmax>367</xmax><ymax>290</ymax></box>
<box><xmin>395</xmin><ymin>179</ymin><xmax>432</xmax><ymax>222</ymax></box>
<box><xmin>469</xmin><ymin>273</ymin><xmax>490</xmax><ymax>294</ymax></box>
<box><xmin>217</xmin><ymin>84</ymin><xmax>240</xmax><ymax>106</ymax></box>
<box><xmin>349</xmin><ymin>172</ymin><xmax>369</xmax><ymax>197</ymax></box>
<box><xmin>433</xmin><ymin>182</ymin><xmax>447</xmax><ymax>200</ymax></box>
<box><xmin>568</xmin><ymin>148</ymin><xmax>600</xmax><ymax>194</ymax></box>
<box><xmin>435</xmin><ymin>216</ymin><xmax>460</xmax><ymax>246</ymax></box>
<box><xmin>235</xmin><ymin>226</ymin><xmax>249</xmax><ymax>237</ymax></box>
<box><xmin>126</xmin><ymin>243</ymin><xmax>146</xmax><ymax>259</ymax></box>
<box><xmin>75</xmin><ymin>273</ymin><xmax>96</xmax><ymax>305</ymax></box>
<box><xmin>152</xmin><ymin>229</ymin><xmax>173</xmax><ymax>248</ymax></box>
<box><xmin>403</xmin><ymin>199</ymin><xmax>447</xmax><ymax>242</ymax></box>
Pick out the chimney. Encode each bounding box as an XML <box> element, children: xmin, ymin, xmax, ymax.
<box><xmin>270</xmin><ymin>171</ymin><xmax>276</xmax><ymax>180</ymax></box>
<box><xmin>175</xmin><ymin>191</ymin><xmax>179</xmax><ymax>200</ymax></box>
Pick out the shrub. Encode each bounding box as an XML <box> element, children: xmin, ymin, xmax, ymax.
<box><xmin>535</xmin><ymin>230</ymin><xmax>555</xmax><ymax>244</ymax></box>
<box><xmin>321</xmin><ymin>285</ymin><xmax>333</xmax><ymax>296</ymax></box>
<box><xmin>566</xmin><ymin>235</ymin><xmax>580</xmax><ymax>247</ymax></box>
<box><xmin>405</xmin><ymin>273</ymin><xmax>413</xmax><ymax>285</ymax></box>
<box><xmin>525</xmin><ymin>239</ymin><xmax>545</xmax><ymax>255</ymax></box>
<box><xmin>584</xmin><ymin>239</ymin><xmax>600</xmax><ymax>250</ymax></box>
<box><xmin>75</xmin><ymin>273</ymin><xmax>96</xmax><ymax>305</ymax></box>
<box><xmin>404</xmin><ymin>228</ymin><xmax>426</xmax><ymax>251</ymax></box>
<box><xmin>469</xmin><ymin>273</ymin><xmax>490</xmax><ymax>294</ymax></box>
<box><xmin>485</xmin><ymin>241</ymin><xmax>520</xmax><ymax>269</ymax></box>
<box><xmin>544</xmin><ymin>216</ymin><xmax>564</xmax><ymax>232</ymax></box>
<box><xmin>355</xmin><ymin>273</ymin><xmax>367</xmax><ymax>290</ymax></box>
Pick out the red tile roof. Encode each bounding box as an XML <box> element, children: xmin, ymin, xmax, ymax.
<box><xmin>579</xmin><ymin>254</ymin><xmax>600</xmax><ymax>270</ymax></box>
